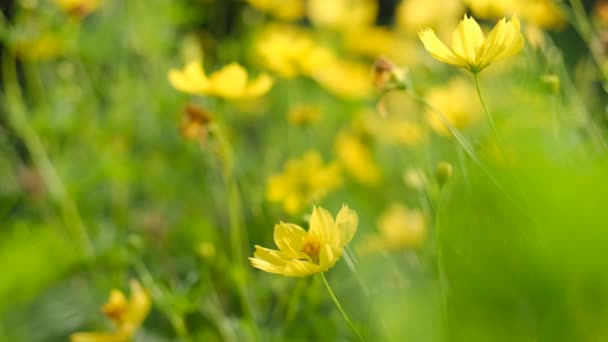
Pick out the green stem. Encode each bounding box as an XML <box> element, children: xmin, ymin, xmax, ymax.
<box><xmin>320</xmin><ymin>273</ymin><xmax>366</xmax><ymax>342</ymax></box>
<box><xmin>1</xmin><ymin>52</ymin><xmax>93</xmax><ymax>259</ymax></box>
<box><xmin>473</xmin><ymin>73</ymin><xmax>507</xmax><ymax>163</ymax></box>
<box><xmin>434</xmin><ymin>191</ymin><xmax>448</xmax><ymax>340</ymax></box>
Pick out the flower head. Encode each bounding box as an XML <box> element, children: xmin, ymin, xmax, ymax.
<box><xmin>168</xmin><ymin>61</ymin><xmax>273</xmax><ymax>99</ymax></box>
<box><xmin>419</xmin><ymin>15</ymin><xmax>524</xmax><ymax>73</ymax></box>
<box><xmin>71</xmin><ymin>280</ymin><xmax>151</xmax><ymax>342</ymax></box>
<box><xmin>266</xmin><ymin>150</ymin><xmax>342</xmax><ymax>214</ymax></box>
<box><xmin>250</xmin><ymin>205</ymin><xmax>358</xmax><ymax>277</ymax></box>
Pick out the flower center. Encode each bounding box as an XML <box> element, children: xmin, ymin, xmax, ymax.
<box><xmin>301</xmin><ymin>235</ymin><xmax>321</xmax><ymax>264</ymax></box>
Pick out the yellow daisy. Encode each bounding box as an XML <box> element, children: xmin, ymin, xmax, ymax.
<box><xmin>250</xmin><ymin>205</ymin><xmax>358</xmax><ymax>277</ymax></box>
<box><xmin>419</xmin><ymin>15</ymin><xmax>524</xmax><ymax>73</ymax></box>
<box><xmin>168</xmin><ymin>61</ymin><xmax>273</xmax><ymax>99</ymax></box>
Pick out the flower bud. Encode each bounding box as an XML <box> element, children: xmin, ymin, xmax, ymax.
<box><xmin>436</xmin><ymin>161</ymin><xmax>453</xmax><ymax>187</ymax></box>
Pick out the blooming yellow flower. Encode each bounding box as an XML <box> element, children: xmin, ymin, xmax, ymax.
<box><xmin>70</xmin><ymin>280</ymin><xmax>151</xmax><ymax>342</ymax></box>
<box><xmin>359</xmin><ymin>204</ymin><xmax>426</xmax><ymax>254</ymax></box>
<box><xmin>425</xmin><ymin>78</ymin><xmax>482</xmax><ymax>136</ymax></box>
<box><xmin>334</xmin><ymin>131</ymin><xmax>382</xmax><ymax>186</ymax></box>
<box><xmin>250</xmin><ymin>205</ymin><xmax>358</xmax><ymax>277</ymax></box>
<box><xmin>419</xmin><ymin>15</ymin><xmax>524</xmax><ymax>73</ymax></box>
<box><xmin>168</xmin><ymin>61</ymin><xmax>273</xmax><ymax>99</ymax></box>
<box><xmin>267</xmin><ymin>151</ymin><xmax>342</xmax><ymax>214</ymax></box>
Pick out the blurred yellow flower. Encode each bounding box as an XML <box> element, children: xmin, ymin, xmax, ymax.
<box><xmin>419</xmin><ymin>15</ymin><xmax>524</xmax><ymax>73</ymax></box>
<box><xmin>287</xmin><ymin>104</ymin><xmax>322</xmax><ymax>126</ymax></box>
<box><xmin>342</xmin><ymin>27</ymin><xmax>419</xmax><ymax>65</ymax></box>
<box><xmin>250</xmin><ymin>205</ymin><xmax>358</xmax><ymax>277</ymax></box>
<box><xmin>13</xmin><ymin>33</ymin><xmax>64</xmax><ymax>61</ymax></box>
<box><xmin>256</xmin><ymin>26</ymin><xmax>335</xmax><ymax>78</ymax></box>
<box><xmin>359</xmin><ymin>204</ymin><xmax>427</xmax><ymax>253</ymax></box>
<box><xmin>55</xmin><ymin>0</ymin><xmax>103</xmax><ymax>18</ymax></box>
<box><xmin>267</xmin><ymin>151</ymin><xmax>342</xmax><ymax>214</ymax></box>
<box><xmin>426</xmin><ymin>78</ymin><xmax>482</xmax><ymax>136</ymax></box>
<box><xmin>71</xmin><ymin>280</ymin><xmax>151</xmax><ymax>342</ymax></box>
<box><xmin>465</xmin><ymin>0</ymin><xmax>566</xmax><ymax>29</ymax></box>
<box><xmin>335</xmin><ymin>131</ymin><xmax>382</xmax><ymax>186</ymax></box>
<box><xmin>168</xmin><ymin>61</ymin><xmax>273</xmax><ymax>99</ymax></box>
<box><xmin>312</xmin><ymin>59</ymin><xmax>373</xmax><ymax>99</ymax></box>
<box><xmin>396</xmin><ymin>0</ymin><xmax>463</xmax><ymax>37</ymax></box>
<box><xmin>246</xmin><ymin>0</ymin><xmax>305</xmax><ymax>21</ymax></box>
<box><xmin>307</xmin><ymin>0</ymin><xmax>377</xmax><ymax>32</ymax></box>
<box><xmin>366</xmin><ymin>114</ymin><xmax>427</xmax><ymax>146</ymax></box>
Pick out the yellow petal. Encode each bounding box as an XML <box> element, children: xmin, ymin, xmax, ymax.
<box><xmin>70</xmin><ymin>331</ymin><xmax>129</xmax><ymax>342</ymax></box>
<box><xmin>273</xmin><ymin>222</ymin><xmax>307</xmax><ymax>258</ymax></box>
<box><xmin>451</xmin><ymin>15</ymin><xmax>484</xmax><ymax>65</ymax></box>
<box><xmin>125</xmin><ymin>280</ymin><xmax>151</xmax><ymax>328</ymax></box>
<box><xmin>283</xmin><ymin>259</ymin><xmax>321</xmax><ymax>277</ymax></box>
<box><xmin>208</xmin><ymin>63</ymin><xmax>248</xmax><ymax>98</ymax></box>
<box><xmin>168</xmin><ymin>61</ymin><xmax>209</xmax><ymax>94</ymax></box>
<box><xmin>477</xmin><ymin>17</ymin><xmax>524</xmax><ymax>69</ymax></box>
<box><xmin>419</xmin><ymin>29</ymin><xmax>466</xmax><ymax>67</ymax></box>
<box><xmin>309</xmin><ymin>206</ymin><xmax>337</xmax><ymax>246</ymax></box>
<box><xmin>243</xmin><ymin>73</ymin><xmax>274</xmax><ymax>98</ymax></box>
<box><xmin>250</xmin><ymin>246</ymin><xmax>290</xmax><ymax>274</ymax></box>
<box><xmin>318</xmin><ymin>243</ymin><xmax>336</xmax><ymax>271</ymax></box>
<box><xmin>335</xmin><ymin>204</ymin><xmax>358</xmax><ymax>248</ymax></box>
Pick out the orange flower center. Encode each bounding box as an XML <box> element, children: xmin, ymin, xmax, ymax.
<box><xmin>301</xmin><ymin>235</ymin><xmax>321</xmax><ymax>264</ymax></box>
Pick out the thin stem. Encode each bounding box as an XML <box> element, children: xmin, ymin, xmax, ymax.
<box><xmin>473</xmin><ymin>73</ymin><xmax>507</xmax><ymax>163</ymax></box>
<box><xmin>1</xmin><ymin>52</ymin><xmax>93</xmax><ymax>259</ymax></box>
<box><xmin>320</xmin><ymin>273</ymin><xmax>366</xmax><ymax>342</ymax></box>
<box><xmin>434</xmin><ymin>190</ymin><xmax>449</xmax><ymax>340</ymax></box>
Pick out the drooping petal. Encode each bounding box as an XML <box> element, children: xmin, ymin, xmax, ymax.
<box><xmin>243</xmin><ymin>73</ymin><xmax>274</xmax><ymax>98</ymax></box>
<box><xmin>208</xmin><ymin>62</ymin><xmax>248</xmax><ymax>98</ymax></box>
<box><xmin>309</xmin><ymin>206</ymin><xmax>337</xmax><ymax>246</ymax></box>
<box><xmin>451</xmin><ymin>15</ymin><xmax>484</xmax><ymax>65</ymax></box>
<box><xmin>273</xmin><ymin>222</ymin><xmax>308</xmax><ymax>258</ymax></box>
<box><xmin>250</xmin><ymin>246</ymin><xmax>290</xmax><ymax>274</ymax></box>
<box><xmin>283</xmin><ymin>259</ymin><xmax>321</xmax><ymax>277</ymax></box>
<box><xmin>335</xmin><ymin>204</ymin><xmax>358</xmax><ymax>249</ymax></box>
<box><xmin>419</xmin><ymin>29</ymin><xmax>467</xmax><ymax>68</ymax></box>
<box><xmin>125</xmin><ymin>280</ymin><xmax>151</xmax><ymax>328</ymax></box>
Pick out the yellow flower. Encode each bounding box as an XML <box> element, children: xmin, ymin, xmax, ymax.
<box><xmin>246</xmin><ymin>0</ymin><xmax>305</xmax><ymax>21</ymax></box>
<box><xmin>334</xmin><ymin>131</ymin><xmax>382</xmax><ymax>186</ymax></box>
<box><xmin>267</xmin><ymin>150</ymin><xmax>342</xmax><ymax>214</ymax></box>
<box><xmin>312</xmin><ymin>59</ymin><xmax>373</xmax><ymax>99</ymax></box>
<box><xmin>359</xmin><ymin>204</ymin><xmax>427</xmax><ymax>254</ymax></box>
<box><xmin>419</xmin><ymin>15</ymin><xmax>524</xmax><ymax>73</ymax></box>
<box><xmin>70</xmin><ymin>280</ymin><xmax>151</xmax><ymax>342</ymax></box>
<box><xmin>256</xmin><ymin>25</ymin><xmax>335</xmax><ymax>78</ymax></box>
<box><xmin>55</xmin><ymin>0</ymin><xmax>103</xmax><ymax>18</ymax></box>
<box><xmin>250</xmin><ymin>205</ymin><xmax>358</xmax><ymax>277</ymax></box>
<box><xmin>425</xmin><ymin>78</ymin><xmax>481</xmax><ymax>136</ymax></box>
<box><xmin>465</xmin><ymin>0</ymin><xmax>565</xmax><ymax>29</ymax></box>
<box><xmin>307</xmin><ymin>0</ymin><xmax>377</xmax><ymax>32</ymax></box>
<box><xmin>396</xmin><ymin>0</ymin><xmax>463</xmax><ymax>37</ymax></box>
<box><xmin>168</xmin><ymin>61</ymin><xmax>273</xmax><ymax>99</ymax></box>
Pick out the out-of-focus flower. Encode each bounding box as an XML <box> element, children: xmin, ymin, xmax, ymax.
<box><xmin>335</xmin><ymin>131</ymin><xmax>382</xmax><ymax>186</ymax></box>
<box><xmin>313</xmin><ymin>59</ymin><xmax>373</xmax><ymax>99</ymax></box>
<box><xmin>419</xmin><ymin>15</ymin><xmax>524</xmax><ymax>73</ymax></box>
<box><xmin>70</xmin><ymin>280</ymin><xmax>151</xmax><ymax>342</ymax></box>
<box><xmin>466</xmin><ymin>0</ymin><xmax>566</xmax><ymax>29</ymax></box>
<box><xmin>342</xmin><ymin>27</ymin><xmax>419</xmax><ymax>65</ymax></box>
<box><xmin>307</xmin><ymin>0</ymin><xmax>377</xmax><ymax>32</ymax></box>
<box><xmin>246</xmin><ymin>0</ymin><xmax>305</xmax><ymax>21</ymax></box>
<box><xmin>425</xmin><ymin>78</ymin><xmax>482</xmax><ymax>136</ymax></box>
<box><xmin>13</xmin><ymin>33</ymin><xmax>64</xmax><ymax>61</ymax></box>
<box><xmin>267</xmin><ymin>150</ymin><xmax>342</xmax><ymax>214</ymax></box>
<box><xmin>403</xmin><ymin>168</ymin><xmax>428</xmax><ymax>190</ymax></box>
<box><xmin>541</xmin><ymin>74</ymin><xmax>560</xmax><ymax>94</ymax></box>
<box><xmin>180</xmin><ymin>103</ymin><xmax>213</xmax><ymax>142</ymax></box>
<box><xmin>359</xmin><ymin>204</ymin><xmax>427</xmax><ymax>253</ymax></box>
<box><xmin>365</xmin><ymin>114</ymin><xmax>427</xmax><ymax>146</ymax></box>
<box><xmin>250</xmin><ymin>205</ymin><xmax>358</xmax><ymax>277</ymax></box>
<box><xmin>168</xmin><ymin>61</ymin><xmax>273</xmax><ymax>99</ymax></box>
<box><xmin>256</xmin><ymin>25</ymin><xmax>335</xmax><ymax>78</ymax></box>
<box><xmin>55</xmin><ymin>0</ymin><xmax>103</xmax><ymax>18</ymax></box>
<box><xmin>287</xmin><ymin>104</ymin><xmax>322</xmax><ymax>126</ymax></box>
<box><xmin>396</xmin><ymin>0</ymin><xmax>463</xmax><ymax>38</ymax></box>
